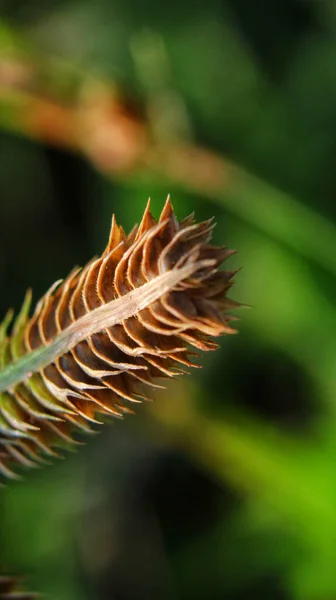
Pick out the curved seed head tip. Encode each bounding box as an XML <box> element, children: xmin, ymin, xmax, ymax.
<box><xmin>0</xmin><ymin>198</ymin><xmax>242</xmax><ymax>478</ymax></box>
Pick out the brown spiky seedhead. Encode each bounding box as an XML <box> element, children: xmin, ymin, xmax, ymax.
<box><xmin>0</xmin><ymin>198</ymin><xmax>240</xmax><ymax>480</ymax></box>
<box><xmin>0</xmin><ymin>576</ymin><xmax>37</xmax><ymax>599</ymax></box>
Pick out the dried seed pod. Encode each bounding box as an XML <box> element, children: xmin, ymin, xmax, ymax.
<box><xmin>0</xmin><ymin>198</ymin><xmax>240</xmax><ymax>478</ymax></box>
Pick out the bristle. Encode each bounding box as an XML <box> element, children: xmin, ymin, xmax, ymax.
<box><xmin>134</xmin><ymin>198</ymin><xmax>156</xmax><ymax>241</ymax></box>
<box><xmin>0</xmin><ymin>198</ymin><xmax>240</xmax><ymax>479</ymax></box>
<box><xmin>103</xmin><ymin>214</ymin><xmax>126</xmax><ymax>257</ymax></box>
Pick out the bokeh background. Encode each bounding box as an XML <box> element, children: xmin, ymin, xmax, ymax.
<box><xmin>1</xmin><ymin>1</ymin><xmax>336</xmax><ymax>599</ymax></box>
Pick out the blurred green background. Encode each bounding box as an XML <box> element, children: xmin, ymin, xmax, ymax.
<box><xmin>1</xmin><ymin>1</ymin><xmax>336</xmax><ymax>599</ymax></box>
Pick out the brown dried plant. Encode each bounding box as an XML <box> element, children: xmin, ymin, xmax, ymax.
<box><xmin>0</xmin><ymin>197</ymin><xmax>240</xmax><ymax>597</ymax></box>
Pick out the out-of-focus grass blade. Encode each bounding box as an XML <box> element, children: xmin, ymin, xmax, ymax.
<box><xmin>208</xmin><ymin>167</ymin><xmax>336</xmax><ymax>278</ymax></box>
<box><xmin>150</xmin><ymin>383</ymin><xmax>336</xmax><ymax>600</ymax></box>
<box><xmin>233</xmin><ymin>227</ymin><xmax>336</xmax><ymax>412</ymax></box>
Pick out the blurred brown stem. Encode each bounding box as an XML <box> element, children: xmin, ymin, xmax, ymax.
<box><xmin>1</xmin><ymin>51</ymin><xmax>336</xmax><ymax>277</ymax></box>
